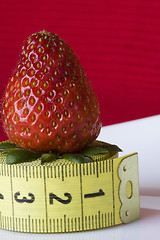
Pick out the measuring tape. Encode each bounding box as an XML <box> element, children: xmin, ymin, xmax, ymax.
<box><xmin>0</xmin><ymin>150</ymin><xmax>140</xmax><ymax>233</ymax></box>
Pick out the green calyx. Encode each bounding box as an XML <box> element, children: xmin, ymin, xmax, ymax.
<box><xmin>61</xmin><ymin>153</ymin><xmax>92</xmax><ymax>164</ymax></box>
<box><xmin>0</xmin><ymin>142</ymin><xmax>20</xmax><ymax>151</ymax></box>
<box><xmin>6</xmin><ymin>149</ymin><xmax>41</xmax><ymax>164</ymax></box>
<box><xmin>0</xmin><ymin>140</ymin><xmax>122</xmax><ymax>165</ymax></box>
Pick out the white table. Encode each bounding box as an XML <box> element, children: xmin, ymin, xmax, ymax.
<box><xmin>0</xmin><ymin>115</ymin><xmax>160</xmax><ymax>240</ymax></box>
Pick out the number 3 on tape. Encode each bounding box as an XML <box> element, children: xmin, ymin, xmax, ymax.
<box><xmin>0</xmin><ymin>152</ymin><xmax>140</xmax><ymax>233</ymax></box>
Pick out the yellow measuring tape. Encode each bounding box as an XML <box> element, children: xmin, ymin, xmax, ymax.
<box><xmin>0</xmin><ymin>150</ymin><xmax>140</xmax><ymax>233</ymax></box>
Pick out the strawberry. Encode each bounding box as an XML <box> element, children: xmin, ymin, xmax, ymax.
<box><xmin>2</xmin><ymin>30</ymin><xmax>101</xmax><ymax>153</ymax></box>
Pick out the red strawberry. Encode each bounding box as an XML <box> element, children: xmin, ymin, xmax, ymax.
<box><xmin>2</xmin><ymin>30</ymin><xmax>101</xmax><ymax>153</ymax></box>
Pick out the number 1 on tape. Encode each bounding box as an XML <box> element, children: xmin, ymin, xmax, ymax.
<box><xmin>0</xmin><ymin>152</ymin><xmax>140</xmax><ymax>233</ymax></box>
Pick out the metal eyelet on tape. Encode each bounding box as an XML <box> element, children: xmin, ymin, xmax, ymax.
<box><xmin>0</xmin><ymin>148</ymin><xmax>140</xmax><ymax>233</ymax></box>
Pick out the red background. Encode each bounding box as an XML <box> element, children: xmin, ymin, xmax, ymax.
<box><xmin>0</xmin><ymin>0</ymin><xmax>160</xmax><ymax>141</ymax></box>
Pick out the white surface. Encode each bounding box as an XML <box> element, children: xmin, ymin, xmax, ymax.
<box><xmin>0</xmin><ymin>115</ymin><xmax>160</xmax><ymax>240</ymax></box>
<box><xmin>98</xmin><ymin>114</ymin><xmax>160</xmax><ymax>196</ymax></box>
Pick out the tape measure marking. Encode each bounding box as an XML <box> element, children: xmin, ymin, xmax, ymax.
<box><xmin>10</xmin><ymin>166</ymin><xmax>15</xmax><ymax>231</ymax></box>
<box><xmin>43</xmin><ymin>166</ymin><xmax>48</xmax><ymax>233</ymax></box>
<box><xmin>111</xmin><ymin>158</ymin><xmax>115</xmax><ymax>226</ymax></box>
<box><xmin>0</xmin><ymin>152</ymin><xmax>140</xmax><ymax>233</ymax></box>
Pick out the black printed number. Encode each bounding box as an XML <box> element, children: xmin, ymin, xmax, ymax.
<box><xmin>12</xmin><ymin>189</ymin><xmax>104</xmax><ymax>205</ymax></box>
<box><xmin>14</xmin><ymin>191</ymin><xmax>35</xmax><ymax>203</ymax></box>
<box><xmin>84</xmin><ymin>189</ymin><xmax>105</xmax><ymax>198</ymax></box>
<box><xmin>0</xmin><ymin>193</ymin><xmax>4</xmax><ymax>200</ymax></box>
<box><xmin>49</xmin><ymin>193</ymin><xmax>72</xmax><ymax>205</ymax></box>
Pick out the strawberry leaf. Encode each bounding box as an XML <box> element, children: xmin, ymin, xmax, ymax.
<box><xmin>80</xmin><ymin>146</ymin><xmax>108</xmax><ymax>156</ymax></box>
<box><xmin>6</xmin><ymin>149</ymin><xmax>41</xmax><ymax>164</ymax></box>
<box><xmin>62</xmin><ymin>153</ymin><xmax>93</xmax><ymax>164</ymax></box>
<box><xmin>41</xmin><ymin>153</ymin><xmax>58</xmax><ymax>164</ymax></box>
<box><xmin>0</xmin><ymin>142</ymin><xmax>20</xmax><ymax>151</ymax></box>
<box><xmin>88</xmin><ymin>140</ymin><xmax>122</xmax><ymax>152</ymax></box>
